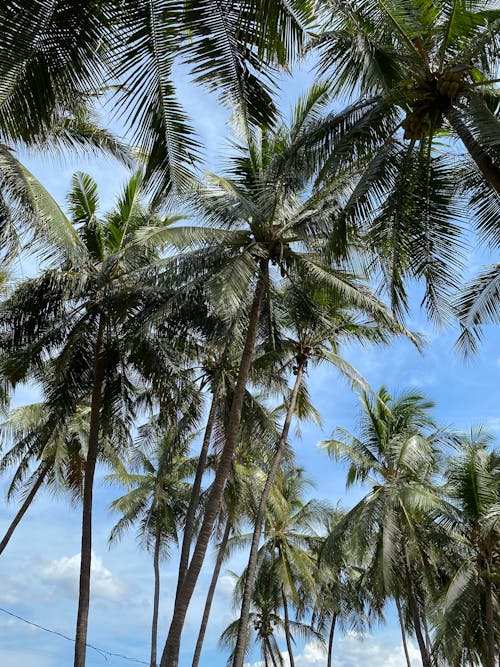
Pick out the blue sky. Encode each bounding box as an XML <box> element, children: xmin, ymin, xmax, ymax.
<box><xmin>0</xmin><ymin>56</ymin><xmax>499</xmax><ymax>667</ymax></box>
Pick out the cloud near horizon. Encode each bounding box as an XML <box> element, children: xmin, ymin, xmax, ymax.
<box><xmin>40</xmin><ymin>552</ymin><xmax>124</xmax><ymax>601</ymax></box>
<box><xmin>245</xmin><ymin>634</ymin><xmax>423</xmax><ymax>667</ymax></box>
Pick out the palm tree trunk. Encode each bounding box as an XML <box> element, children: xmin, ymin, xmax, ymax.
<box><xmin>484</xmin><ymin>564</ymin><xmax>496</xmax><ymax>667</ymax></box>
<box><xmin>395</xmin><ymin>597</ymin><xmax>412</xmax><ymax>667</ymax></box>
<box><xmin>192</xmin><ymin>519</ymin><xmax>231</xmax><ymax>667</ymax></box>
<box><xmin>233</xmin><ymin>362</ymin><xmax>305</xmax><ymax>667</ymax></box>
<box><xmin>73</xmin><ymin>315</ymin><xmax>106</xmax><ymax>667</ymax></box>
<box><xmin>402</xmin><ymin>548</ymin><xmax>431</xmax><ymax>667</ymax></box>
<box><xmin>266</xmin><ymin>639</ymin><xmax>279</xmax><ymax>667</ymax></box>
<box><xmin>281</xmin><ymin>588</ymin><xmax>295</xmax><ymax>667</ymax></box>
<box><xmin>0</xmin><ymin>463</ymin><xmax>49</xmax><ymax>556</ymax></box>
<box><xmin>327</xmin><ymin>615</ymin><xmax>337</xmax><ymax>667</ymax></box>
<box><xmin>151</xmin><ymin>524</ymin><xmax>162</xmax><ymax>667</ymax></box>
<box><xmin>446</xmin><ymin>108</ymin><xmax>500</xmax><ymax>195</ymax></box>
<box><xmin>176</xmin><ymin>388</ymin><xmax>219</xmax><ymax>602</ymax></box>
<box><xmin>160</xmin><ymin>263</ymin><xmax>266</xmax><ymax>667</ymax></box>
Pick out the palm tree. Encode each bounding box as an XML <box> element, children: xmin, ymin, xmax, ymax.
<box><xmin>0</xmin><ymin>171</ymin><xmax>194</xmax><ymax>667</ymax></box>
<box><xmin>321</xmin><ymin>387</ymin><xmax>450</xmax><ymax>667</ymax></box>
<box><xmin>0</xmin><ymin>402</ymin><xmax>89</xmax><ymax>556</ymax></box>
<box><xmin>433</xmin><ymin>429</ymin><xmax>499</xmax><ymax>667</ymax></box>
<box><xmin>108</xmin><ymin>426</ymin><xmax>197</xmax><ymax>667</ymax></box>
<box><xmin>221</xmin><ymin>553</ymin><xmax>320</xmax><ymax>667</ymax></box>
<box><xmin>312</xmin><ymin>513</ymin><xmax>382</xmax><ymax>667</ymax></box>
<box><xmin>312</xmin><ymin>0</ymin><xmax>500</xmax><ymax>320</ymax></box>
<box><xmin>230</xmin><ymin>469</ymin><xmax>327</xmax><ymax>667</ymax></box>
<box><xmin>232</xmin><ymin>279</ymin><xmax>416</xmax><ymax>666</ymax></box>
<box><xmin>159</xmin><ymin>84</ymin><xmax>400</xmax><ymax>667</ymax></box>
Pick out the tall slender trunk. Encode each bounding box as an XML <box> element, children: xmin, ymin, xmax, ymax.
<box><xmin>402</xmin><ymin>548</ymin><xmax>431</xmax><ymax>667</ymax></box>
<box><xmin>395</xmin><ymin>597</ymin><xmax>412</xmax><ymax>667</ymax></box>
<box><xmin>484</xmin><ymin>563</ymin><xmax>496</xmax><ymax>667</ymax></box>
<box><xmin>176</xmin><ymin>389</ymin><xmax>219</xmax><ymax>602</ymax></box>
<box><xmin>73</xmin><ymin>315</ymin><xmax>106</xmax><ymax>667</ymax></box>
<box><xmin>327</xmin><ymin>615</ymin><xmax>337</xmax><ymax>667</ymax></box>
<box><xmin>266</xmin><ymin>639</ymin><xmax>279</xmax><ymax>667</ymax></box>
<box><xmin>446</xmin><ymin>107</ymin><xmax>500</xmax><ymax>195</ymax></box>
<box><xmin>192</xmin><ymin>520</ymin><xmax>231</xmax><ymax>667</ymax></box>
<box><xmin>281</xmin><ymin>588</ymin><xmax>295</xmax><ymax>667</ymax></box>
<box><xmin>151</xmin><ymin>524</ymin><xmax>162</xmax><ymax>667</ymax></box>
<box><xmin>160</xmin><ymin>264</ymin><xmax>266</xmax><ymax>667</ymax></box>
<box><xmin>233</xmin><ymin>363</ymin><xmax>305</xmax><ymax>667</ymax></box>
<box><xmin>0</xmin><ymin>463</ymin><xmax>49</xmax><ymax>556</ymax></box>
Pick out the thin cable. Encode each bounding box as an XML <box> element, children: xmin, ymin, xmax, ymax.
<box><xmin>0</xmin><ymin>606</ymin><xmax>149</xmax><ymax>665</ymax></box>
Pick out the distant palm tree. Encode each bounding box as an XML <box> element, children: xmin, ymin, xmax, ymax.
<box><xmin>434</xmin><ymin>429</ymin><xmax>499</xmax><ymax>667</ymax></box>
<box><xmin>221</xmin><ymin>554</ymin><xmax>320</xmax><ymax>667</ymax></box>
<box><xmin>0</xmin><ymin>402</ymin><xmax>90</xmax><ymax>556</ymax></box>
<box><xmin>108</xmin><ymin>426</ymin><xmax>197</xmax><ymax>667</ymax></box>
<box><xmin>0</xmin><ymin>171</ymin><xmax>193</xmax><ymax>667</ymax></box>
<box><xmin>230</xmin><ymin>469</ymin><xmax>328</xmax><ymax>667</ymax></box>
<box><xmin>313</xmin><ymin>513</ymin><xmax>381</xmax><ymax>667</ymax></box>
<box><xmin>321</xmin><ymin>387</ymin><xmax>450</xmax><ymax>667</ymax></box>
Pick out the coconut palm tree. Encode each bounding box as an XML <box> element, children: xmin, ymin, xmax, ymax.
<box><xmin>229</xmin><ymin>469</ymin><xmax>328</xmax><ymax>667</ymax></box>
<box><xmin>312</xmin><ymin>513</ymin><xmax>382</xmax><ymax>667</ymax></box>
<box><xmin>0</xmin><ymin>171</ymin><xmax>196</xmax><ymax>667</ymax></box>
<box><xmin>312</xmin><ymin>0</ymin><xmax>500</xmax><ymax>320</ymax></box>
<box><xmin>108</xmin><ymin>426</ymin><xmax>198</xmax><ymax>667</ymax></box>
<box><xmin>321</xmin><ymin>387</ymin><xmax>451</xmax><ymax>667</ymax></box>
<box><xmin>221</xmin><ymin>553</ymin><xmax>321</xmax><ymax>667</ymax></box>
<box><xmin>433</xmin><ymin>429</ymin><xmax>499</xmax><ymax>667</ymax></box>
<box><xmin>0</xmin><ymin>402</ymin><xmax>89</xmax><ymax>556</ymax></box>
<box><xmin>159</xmin><ymin>84</ymin><xmax>401</xmax><ymax>667</ymax></box>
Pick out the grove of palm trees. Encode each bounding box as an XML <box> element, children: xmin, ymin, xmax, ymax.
<box><xmin>0</xmin><ymin>1</ymin><xmax>498</xmax><ymax>667</ymax></box>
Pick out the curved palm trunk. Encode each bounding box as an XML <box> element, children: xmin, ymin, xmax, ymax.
<box><xmin>74</xmin><ymin>316</ymin><xmax>106</xmax><ymax>667</ymax></box>
<box><xmin>192</xmin><ymin>519</ymin><xmax>231</xmax><ymax>667</ymax></box>
<box><xmin>176</xmin><ymin>389</ymin><xmax>219</xmax><ymax>602</ymax></box>
<box><xmin>327</xmin><ymin>615</ymin><xmax>337</xmax><ymax>667</ymax></box>
<box><xmin>266</xmin><ymin>639</ymin><xmax>279</xmax><ymax>667</ymax></box>
<box><xmin>0</xmin><ymin>463</ymin><xmax>49</xmax><ymax>556</ymax></box>
<box><xmin>395</xmin><ymin>597</ymin><xmax>412</xmax><ymax>667</ymax></box>
<box><xmin>402</xmin><ymin>549</ymin><xmax>431</xmax><ymax>667</ymax></box>
<box><xmin>281</xmin><ymin>588</ymin><xmax>295</xmax><ymax>667</ymax></box>
<box><xmin>233</xmin><ymin>363</ymin><xmax>305</xmax><ymax>667</ymax></box>
<box><xmin>160</xmin><ymin>264</ymin><xmax>266</xmax><ymax>667</ymax></box>
<box><xmin>446</xmin><ymin>108</ymin><xmax>500</xmax><ymax>195</ymax></box>
<box><xmin>151</xmin><ymin>524</ymin><xmax>162</xmax><ymax>667</ymax></box>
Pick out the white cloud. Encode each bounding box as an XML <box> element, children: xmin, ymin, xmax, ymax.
<box><xmin>246</xmin><ymin>635</ymin><xmax>423</xmax><ymax>667</ymax></box>
<box><xmin>408</xmin><ymin>374</ymin><xmax>436</xmax><ymax>388</ymax></box>
<box><xmin>40</xmin><ymin>552</ymin><xmax>124</xmax><ymax>601</ymax></box>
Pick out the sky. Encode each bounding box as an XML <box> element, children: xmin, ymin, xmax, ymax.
<box><xmin>0</xmin><ymin>54</ymin><xmax>499</xmax><ymax>667</ymax></box>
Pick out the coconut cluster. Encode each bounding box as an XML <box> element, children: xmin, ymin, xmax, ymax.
<box><xmin>401</xmin><ymin>67</ymin><xmax>466</xmax><ymax>141</ymax></box>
